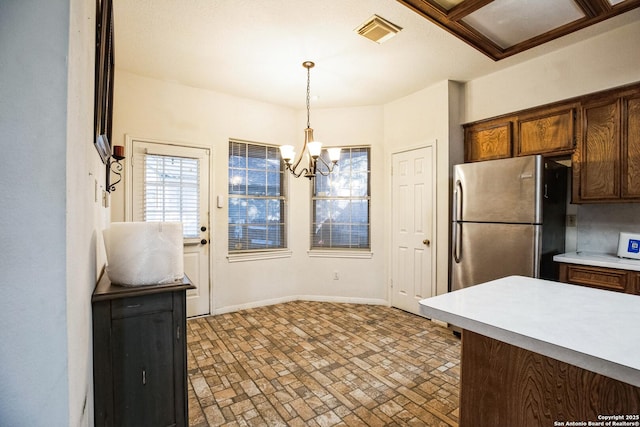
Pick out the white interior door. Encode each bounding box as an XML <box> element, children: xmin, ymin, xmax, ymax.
<box><xmin>391</xmin><ymin>145</ymin><xmax>436</xmax><ymax>315</ymax></box>
<box><xmin>130</xmin><ymin>139</ymin><xmax>211</xmax><ymax>317</ymax></box>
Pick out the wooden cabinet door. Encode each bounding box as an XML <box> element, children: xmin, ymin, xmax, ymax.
<box><xmin>517</xmin><ymin>106</ymin><xmax>575</xmax><ymax>156</ymax></box>
<box><xmin>564</xmin><ymin>264</ymin><xmax>628</xmax><ymax>293</ymax></box>
<box><xmin>112</xmin><ymin>310</ymin><xmax>176</xmax><ymax>427</ymax></box>
<box><xmin>464</xmin><ymin>120</ymin><xmax>512</xmax><ymax>162</ymax></box>
<box><xmin>558</xmin><ymin>263</ymin><xmax>639</xmax><ymax>295</ymax></box>
<box><xmin>577</xmin><ymin>98</ymin><xmax>621</xmax><ymax>201</ymax></box>
<box><xmin>622</xmin><ymin>94</ymin><xmax>640</xmax><ymax>199</ymax></box>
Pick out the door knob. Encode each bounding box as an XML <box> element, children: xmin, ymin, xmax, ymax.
<box><xmin>423</xmin><ymin>239</ymin><xmax>430</xmax><ymax>246</ymax></box>
<box><xmin>201</xmin><ymin>239</ymin><xmax>208</xmax><ymax>245</ymax></box>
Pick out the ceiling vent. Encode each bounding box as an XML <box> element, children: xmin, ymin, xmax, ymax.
<box><xmin>355</xmin><ymin>14</ymin><xmax>402</xmax><ymax>44</ymax></box>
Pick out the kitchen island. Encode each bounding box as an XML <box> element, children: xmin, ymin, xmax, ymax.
<box><xmin>420</xmin><ymin>276</ymin><xmax>640</xmax><ymax>427</ymax></box>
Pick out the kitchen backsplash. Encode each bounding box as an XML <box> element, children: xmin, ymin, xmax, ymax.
<box><xmin>576</xmin><ymin>204</ymin><xmax>640</xmax><ymax>254</ymax></box>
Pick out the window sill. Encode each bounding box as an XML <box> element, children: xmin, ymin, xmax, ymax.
<box><xmin>227</xmin><ymin>249</ymin><xmax>292</xmax><ymax>263</ymax></box>
<box><xmin>307</xmin><ymin>250</ymin><xmax>373</xmax><ymax>259</ymax></box>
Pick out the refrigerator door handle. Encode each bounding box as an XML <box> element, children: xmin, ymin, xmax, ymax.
<box><xmin>454</xmin><ymin>180</ymin><xmax>463</xmax><ymax>222</ymax></box>
<box><xmin>453</xmin><ymin>180</ymin><xmax>463</xmax><ymax>263</ymax></box>
<box><xmin>533</xmin><ymin>225</ymin><xmax>541</xmax><ymax>278</ymax></box>
<box><xmin>453</xmin><ymin>223</ymin><xmax>462</xmax><ymax>263</ymax></box>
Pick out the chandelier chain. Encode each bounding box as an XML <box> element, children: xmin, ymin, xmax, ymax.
<box><xmin>306</xmin><ymin>66</ymin><xmax>311</xmax><ymax>129</ymax></box>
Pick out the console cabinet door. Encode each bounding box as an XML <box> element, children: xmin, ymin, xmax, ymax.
<box><xmin>112</xmin><ymin>311</ymin><xmax>175</xmax><ymax>427</ymax></box>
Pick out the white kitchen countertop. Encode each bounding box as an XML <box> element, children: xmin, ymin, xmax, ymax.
<box><xmin>554</xmin><ymin>251</ymin><xmax>640</xmax><ymax>271</ymax></box>
<box><xmin>419</xmin><ymin>276</ymin><xmax>640</xmax><ymax>387</ymax></box>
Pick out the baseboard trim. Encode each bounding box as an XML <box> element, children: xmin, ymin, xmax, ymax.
<box><xmin>212</xmin><ymin>296</ymin><xmax>389</xmax><ymax>315</ymax></box>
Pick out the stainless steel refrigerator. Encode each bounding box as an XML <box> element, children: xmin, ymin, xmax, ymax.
<box><xmin>451</xmin><ymin>155</ymin><xmax>567</xmax><ymax>292</ymax></box>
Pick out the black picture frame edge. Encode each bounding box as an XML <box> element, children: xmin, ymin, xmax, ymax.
<box><xmin>93</xmin><ymin>0</ymin><xmax>114</xmax><ymax>166</ymax></box>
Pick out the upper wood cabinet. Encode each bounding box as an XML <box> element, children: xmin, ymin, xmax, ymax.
<box><xmin>516</xmin><ymin>105</ymin><xmax>576</xmax><ymax>157</ymax></box>
<box><xmin>622</xmin><ymin>93</ymin><xmax>640</xmax><ymax>199</ymax></box>
<box><xmin>464</xmin><ymin>119</ymin><xmax>513</xmax><ymax>163</ymax></box>
<box><xmin>573</xmin><ymin>87</ymin><xmax>640</xmax><ymax>203</ymax></box>
<box><xmin>464</xmin><ymin>103</ymin><xmax>577</xmax><ymax>162</ymax></box>
<box><xmin>463</xmin><ymin>82</ymin><xmax>640</xmax><ymax>203</ymax></box>
<box><xmin>574</xmin><ymin>98</ymin><xmax>621</xmax><ymax>201</ymax></box>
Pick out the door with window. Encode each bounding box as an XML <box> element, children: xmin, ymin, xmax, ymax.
<box><xmin>391</xmin><ymin>145</ymin><xmax>436</xmax><ymax>315</ymax></box>
<box><xmin>130</xmin><ymin>140</ymin><xmax>211</xmax><ymax>317</ymax></box>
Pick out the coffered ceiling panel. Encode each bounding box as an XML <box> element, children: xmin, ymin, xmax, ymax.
<box><xmin>397</xmin><ymin>0</ymin><xmax>640</xmax><ymax>59</ymax></box>
<box><xmin>462</xmin><ymin>0</ymin><xmax>585</xmax><ymax>48</ymax></box>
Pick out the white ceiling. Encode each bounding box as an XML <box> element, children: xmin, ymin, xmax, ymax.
<box><xmin>113</xmin><ymin>0</ymin><xmax>640</xmax><ymax>109</ymax></box>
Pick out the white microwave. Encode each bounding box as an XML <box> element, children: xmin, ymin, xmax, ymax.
<box><xmin>617</xmin><ymin>232</ymin><xmax>640</xmax><ymax>260</ymax></box>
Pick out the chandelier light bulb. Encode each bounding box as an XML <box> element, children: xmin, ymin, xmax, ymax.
<box><xmin>327</xmin><ymin>147</ymin><xmax>341</xmax><ymax>163</ymax></box>
<box><xmin>307</xmin><ymin>141</ymin><xmax>322</xmax><ymax>158</ymax></box>
<box><xmin>279</xmin><ymin>145</ymin><xmax>295</xmax><ymax>162</ymax></box>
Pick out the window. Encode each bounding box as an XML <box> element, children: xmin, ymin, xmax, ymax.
<box><xmin>312</xmin><ymin>147</ymin><xmax>370</xmax><ymax>250</ymax></box>
<box><xmin>228</xmin><ymin>140</ymin><xmax>286</xmax><ymax>252</ymax></box>
<box><xmin>144</xmin><ymin>154</ymin><xmax>199</xmax><ymax>238</ymax></box>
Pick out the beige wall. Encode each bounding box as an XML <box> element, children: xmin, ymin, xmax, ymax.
<box><xmin>2</xmin><ymin>3</ymin><xmax>639</xmax><ymax>426</ymax></box>
<box><xmin>383</xmin><ymin>81</ymin><xmax>464</xmax><ymax>297</ymax></box>
<box><xmin>112</xmin><ymin>71</ymin><xmax>387</xmax><ymax>313</ymax></box>
<box><xmin>66</xmin><ymin>0</ymin><xmax>111</xmax><ymax>425</ymax></box>
<box><xmin>111</xmin><ymin>11</ymin><xmax>640</xmax><ymax>309</ymax></box>
<box><xmin>463</xmin><ymin>16</ymin><xmax>640</xmax><ymax>123</ymax></box>
<box><xmin>0</xmin><ymin>0</ymin><xmax>106</xmax><ymax>425</ymax></box>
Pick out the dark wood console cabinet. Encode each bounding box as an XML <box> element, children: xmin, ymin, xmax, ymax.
<box><xmin>92</xmin><ymin>273</ymin><xmax>194</xmax><ymax>427</ymax></box>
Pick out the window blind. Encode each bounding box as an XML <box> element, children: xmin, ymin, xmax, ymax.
<box><xmin>143</xmin><ymin>154</ymin><xmax>200</xmax><ymax>238</ymax></box>
<box><xmin>311</xmin><ymin>147</ymin><xmax>370</xmax><ymax>249</ymax></box>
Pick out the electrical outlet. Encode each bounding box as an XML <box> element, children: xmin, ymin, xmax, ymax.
<box><xmin>566</xmin><ymin>214</ymin><xmax>577</xmax><ymax>227</ymax></box>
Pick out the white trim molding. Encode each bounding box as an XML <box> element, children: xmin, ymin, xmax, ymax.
<box><xmin>307</xmin><ymin>249</ymin><xmax>373</xmax><ymax>259</ymax></box>
<box><xmin>227</xmin><ymin>249</ymin><xmax>293</xmax><ymax>263</ymax></box>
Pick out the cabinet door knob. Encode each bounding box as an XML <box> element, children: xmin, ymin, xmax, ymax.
<box><xmin>200</xmin><ymin>226</ymin><xmax>207</xmax><ymax>232</ymax></box>
<box><xmin>423</xmin><ymin>239</ymin><xmax>430</xmax><ymax>246</ymax></box>
<box><xmin>201</xmin><ymin>239</ymin><xmax>208</xmax><ymax>245</ymax></box>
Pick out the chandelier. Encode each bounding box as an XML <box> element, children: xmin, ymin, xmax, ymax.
<box><xmin>280</xmin><ymin>61</ymin><xmax>340</xmax><ymax>179</ymax></box>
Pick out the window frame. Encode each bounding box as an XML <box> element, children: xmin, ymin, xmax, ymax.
<box><xmin>227</xmin><ymin>139</ymin><xmax>290</xmax><ymax>260</ymax></box>
<box><xmin>310</xmin><ymin>146</ymin><xmax>372</xmax><ymax>257</ymax></box>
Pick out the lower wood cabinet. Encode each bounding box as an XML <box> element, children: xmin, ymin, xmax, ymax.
<box><xmin>92</xmin><ymin>274</ymin><xmax>194</xmax><ymax>427</ymax></box>
<box><xmin>460</xmin><ymin>330</ymin><xmax>640</xmax><ymax>426</ymax></box>
<box><xmin>558</xmin><ymin>263</ymin><xmax>640</xmax><ymax>295</ymax></box>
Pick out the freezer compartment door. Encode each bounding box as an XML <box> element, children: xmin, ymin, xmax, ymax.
<box><xmin>451</xmin><ymin>222</ymin><xmax>541</xmax><ymax>291</ymax></box>
<box><xmin>453</xmin><ymin>155</ymin><xmax>542</xmax><ymax>224</ymax></box>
